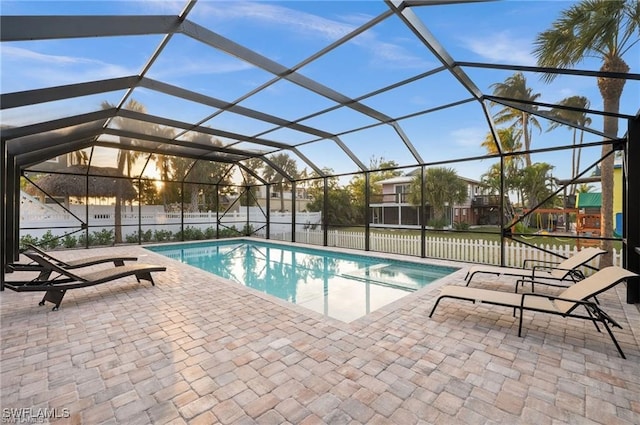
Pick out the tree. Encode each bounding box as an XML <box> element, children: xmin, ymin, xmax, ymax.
<box><xmin>181</xmin><ymin>134</ymin><xmax>233</xmax><ymax>212</ymax></box>
<box><xmin>516</xmin><ymin>162</ymin><xmax>557</xmax><ymax>210</ymax></box>
<box><xmin>577</xmin><ymin>183</ymin><xmax>596</xmax><ymax>193</ymax></box>
<box><xmin>101</xmin><ymin>99</ymin><xmax>147</xmax><ymax>243</ymax></box>
<box><xmin>261</xmin><ymin>152</ymin><xmax>298</xmax><ymax>212</ymax></box>
<box><xmin>533</xmin><ymin>0</ymin><xmax>639</xmax><ymax>265</ymax></box>
<box><xmin>490</xmin><ymin>72</ymin><xmax>542</xmax><ymax>168</ymax></box>
<box><xmin>238</xmin><ymin>158</ymin><xmax>264</xmax><ymax>207</ymax></box>
<box><xmin>408</xmin><ymin>167</ymin><xmax>468</xmax><ymax>226</ymax></box>
<box><xmin>306</xmin><ymin>168</ymin><xmax>356</xmax><ymax>226</ymax></box>
<box><xmin>545</xmin><ymin>96</ymin><xmax>592</xmax><ymax>195</ymax></box>
<box><xmin>347</xmin><ymin>157</ymin><xmax>401</xmax><ymax>224</ymax></box>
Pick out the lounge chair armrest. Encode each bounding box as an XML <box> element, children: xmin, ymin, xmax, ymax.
<box><xmin>522</xmin><ymin>259</ymin><xmax>561</xmax><ymax>268</ymax></box>
<box><xmin>529</xmin><ymin>265</ymin><xmax>585</xmax><ymax>282</ymax></box>
<box><xmin>530</xmin><ymin>264</ymin><xmax>571</xmax><ymax>273</ymax></box>
<box><xmin>521</xmin><ymin>292</ymin><xmax>592</xmax><ymax>305</ymax></box>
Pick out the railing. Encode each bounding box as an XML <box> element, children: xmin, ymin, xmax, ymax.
<box><xmin>370</xmin><ymin>193</ymin><xmax>411</xmax><ymax>204</ymax></box>
<box><xmin>471</xmin><ymin>195</ymin><xmax>504</xmax><ymax>206</ymax></box>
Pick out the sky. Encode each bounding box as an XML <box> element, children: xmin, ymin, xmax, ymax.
<box><xmin>1</xmin><ymin>0</ymin><xmax>639</xmax><ymax>186</ymax></box>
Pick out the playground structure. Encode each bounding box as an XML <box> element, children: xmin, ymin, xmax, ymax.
<box><xmin>513</xmin><ymin>207</ymin><xmax>603</xmax><ymax>249</ymax></box>
<box><xmin>575</xmin><ymin>213</ymin><xmax>602</xmax><ymax>249</ymax></box>
<box><xmin>520</xmin><ymin>208</ymin><xmax>578</xmax><ymax>234</ymax></box>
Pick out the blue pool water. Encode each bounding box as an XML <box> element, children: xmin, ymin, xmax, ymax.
<box><xmin>147</xmin><ymin>239</ymin><xmax>458</xmax><ymax>322</ymax></box>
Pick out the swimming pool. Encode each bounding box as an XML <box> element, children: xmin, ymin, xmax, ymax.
<box><xmin>147</xmin><ymin>239</ymin><xmax>458</xmax><ymax>322</ymax></box>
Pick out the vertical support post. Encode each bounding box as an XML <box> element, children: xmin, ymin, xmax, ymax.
<box><xmin>180</xmin><ymin>181</ymin><xmax>185</xmax><ymax>241</ymax></box>
<box><xmin>1</xmin><ymin>142</ymin><xmax>7</xmax><ymax>289</ymax></box>
<box><xmin>84</xmin><ymin>174</ymin><xmax>89</xmax><ymax>248</ymax></box>
<box><xmin>365</xmin><ymin>172</ymin><xmax>370</xmax><ymax>252</ymax></box>
<box><xmin>323</xmin><ymin>177</ymin><xmax>328</xmax><ymax>247</ymax></box>
<box><xmin>499</xmin><ymin>155</ymin><xmax>506</xmax><ymax>266</ymax></box>
<box><xmin>291</xmin><ymin>181</ymin><xmax>296</xmax><ymax>243</ymax></box>
<box><xmin>420</xmin><ymin>166</ymin><xmax>426</xmax><ymax>258</ymax></box>
<box><xmin>138</xmin><ymin>177</ymin><xmax>142</xmax><ymax>245</ymax></box>
<box><xmin>625</xmin><ymin>117</ymin><xmax>639</xmax><ymax>303</ymax></box>
<box><xmin>215</xmin><ymin>184</ymin><xmax>220</xmax><ymax>239</ymax></box>
<box><xmin>10</xmin><ymin>160</ymin><xmax>19</xmax><ymax>261</ymax></box>
<box><xmin>266</xmin><ymin>185</ymin><xmax>271</xmax><ymax>240</ymax></box>
<box><xmin>245</xmin><ymin>186</ymin><xmax>250</xmax><ymax>236</ymax></box>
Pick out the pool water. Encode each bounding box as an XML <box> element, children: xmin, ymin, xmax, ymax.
<box><xmin>147</xmin><ymin>239</ymin><xmax>458</xmax><ymax>322</ymax></box>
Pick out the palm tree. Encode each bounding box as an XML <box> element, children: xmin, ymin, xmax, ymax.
<box><xmin>183</xmin><ymin>134</ymin><xmax>231</xmax><ymax>212</ymax></box>
<box><xmin>481</xmin><ymin>127</ymin><xmax>524</xmax><ymax>207</ymax></box>
<box><xmin>261</xmin><ymin>153</ymin><xmax>298</xmax><ymax>212</ymax></box>
<box><xmin>408</xmin><ymin>167</ymin><xmax>468</xmax><ymax>227</ymax></box>
<box><xmin>533</xmin><ymin>0</ymin><xmax>638</xmax><ymax>265</ymax></box>
<box><xmin>546</xmin><ymin>96</ymin><xmax>592</xmax><ymax>195</ymax></box>
<box><xmin>238</xmin><ymin>157</ymin><xmax>264</xmax><ymax>207</ymax></box>
<box><xmin>517</xmin><ymin>162</ymin><xmax>556</xmax><ymax>210</ymax></box>
<box><xmin>101</xmin><ymin>99</ymin><xmax>147</xmax><ymax>243</ymax></box>
<box><xmin>576</xmin><ymin>183</ymin><xmax>596</xmax><ymax>193</ymax></box>
<box><xmin>490</xmin><ymin>72</ymin><xmax>542</xmax><ymax>168</ymax></box>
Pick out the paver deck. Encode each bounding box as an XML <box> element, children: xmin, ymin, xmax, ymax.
<box><xmin>2</xmin><ymin>243</ymin><xmax>639</xmax><ymax>424</ymax></box>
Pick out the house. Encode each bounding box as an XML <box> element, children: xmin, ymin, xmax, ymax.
<box><xmin>251</xmin><ymin>185</ymin><xmax>313</xmax><ymax>212</ymax></box>
<box><xmin>370</xmin><ymin>171</ymin><xmax>504</xmax><ymax>228</ymax></box>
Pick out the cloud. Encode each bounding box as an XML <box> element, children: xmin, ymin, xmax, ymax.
<box><xmin>1</xmin><ymin>46</ymin><xmax>136</xmax><ymax>90</ymax></box>
<box><xmin>151</xmin><ymin>57</ymin><xmax>255</xmax><ymax>80</ymax></box>
<box><xmin>197</xmin><ymin>1</ymin><xmax>429</xmax><ymax>70</ymax></box>
<box><xmin>460</xmin><ymin>31</ymin><xmax>535</xmax><ymax>66</ymax></box>
<box><xmin>2</xmin><ymin>45</ymin><xmax>102</xmax><ymax>66</ymax></box>
<box><xmin>197</xmin><ymin>1</ymin><xmax>354</xmax><ymax>41</ymax></box>
<box><xmin>450</xmin><ymin>126</ymin><xmax>486</xmax><ymax>148</ymax></box>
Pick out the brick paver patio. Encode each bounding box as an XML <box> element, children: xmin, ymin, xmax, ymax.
<box><xmin>2</xmin><ymin>243</ymin><xmax>639</xmax><ymax>424</ymax></box>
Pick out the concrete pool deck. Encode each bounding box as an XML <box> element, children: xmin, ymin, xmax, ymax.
<box><xmin>2</xmin><ymin>243</ymin><xmax>639</xmax><ymax>424</ymax></box>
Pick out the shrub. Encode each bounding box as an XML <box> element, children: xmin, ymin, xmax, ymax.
<box><xmin>93</xmin><ymin>229</ymin><xmax>114</xmax><ymax>246</ymax></box>
<box><xmin>153</xmin><ymin>229</ymin><xmax>173</xmax><ymax>242</ymax></box>
<box><xmin>141</xmin><ymin>229</ymin><xmax>153</xmax><ymax>242</ymax></box>
<box><xmin>78</xmin><ymin>232</ymin><xmax>95</xmax><ymax>247</ymax></box>
<box><xmin>40</xmin><ymin>230</ymin><xmax>60</xmax><ymax>250</ymax></box>
<box><xmin>63</xmin><ymin>235</ymin><xmax>77</xmax><ymax>249</ymax></box>
<box><xmin>204</xmin><ymin>226</ymin><xmax>216</xmax><ymax>239</ymax></box>
<box><xmin>427</xmin><ymin>217</ymin><xmax>449</xmax><ymax>230</ymax></box>
<box><xmin>453</xmin><ymin>221</ymin><xmax>470</xmax><ymax>231</ymax></box>
<box><xmin>19</xmin><ymin>234</ymin><xmax>39</xmax><ymax>251</ymax></box>
<box><xmin>125</xmin><ymin>233</ymin><xmax>140</xmax><ymax>244</ymax></box>
<box><xmin>219</xmin><ymin>226</ymin><xmax>241</xmax><ymax>238</ymax></box>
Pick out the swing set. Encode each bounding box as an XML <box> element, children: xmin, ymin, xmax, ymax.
<box><xmin>523</xmin><ymin>208</ymin><xmax>578</xmax><ymax>234</ymax></box>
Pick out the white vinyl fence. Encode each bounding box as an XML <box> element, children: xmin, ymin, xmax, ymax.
<box><xmin>287</xmin><ymin>230</ymin><xmax>621</xmax><ymax>268</ymax></box>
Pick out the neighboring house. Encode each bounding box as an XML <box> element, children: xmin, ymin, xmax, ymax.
<box><xmin>370</xmin><ymin>171</ymin><xmax>504</xmax><ymax>228</ymax></box>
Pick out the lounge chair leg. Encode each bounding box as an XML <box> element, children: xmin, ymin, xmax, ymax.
<box><xmin>518</xmin><ymin>308</ymin><xmax>524</xmax><ymax>337</ymax></box>
<box><xmin>429</xmin><ymin>297</ymin><xmax>443</xmax><ymax>317</ymax></box>
<box><xmin>601</xmin><ymin>320</ymin><xmax>626</xmax><ymax>359</ymax></box>
<box><xmin>40</xmin><ymin>289</ymin><xmax>66</xmax><ymax>311</ymax></box>
<box><xmin>584</xmin><ymin>305</ymin><xmax>602</xmax><ymax>333</ymax></box>
<box><xmin>136</xmin><ymin>272</ymin><xmax>155</xmax><ymax>286</ymax></box>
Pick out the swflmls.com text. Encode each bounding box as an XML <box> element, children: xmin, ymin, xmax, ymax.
<box><xmin>2</xmin><ymin>408</ymin><xmax>70</xmax><ymax>423</ymax></box>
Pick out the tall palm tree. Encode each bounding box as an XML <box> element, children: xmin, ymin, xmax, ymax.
<box><xmin>533</xmin><ymin>0</ymin><xmax>639</xmax><ymax>265</ymax></box>
<box><xmin>490</xmin><ymin>72</ymin><xmax>542</xmax><ymax>168</ymax></box>
<box><xmin>545</xmin><ymin>96</ymin><xmax>592</xmax><ymax>195</ymax></box>
<box><xmin>101</xmin><ymin>99</ymin><xmax>147</xmax><ymax>243</ymax></box>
